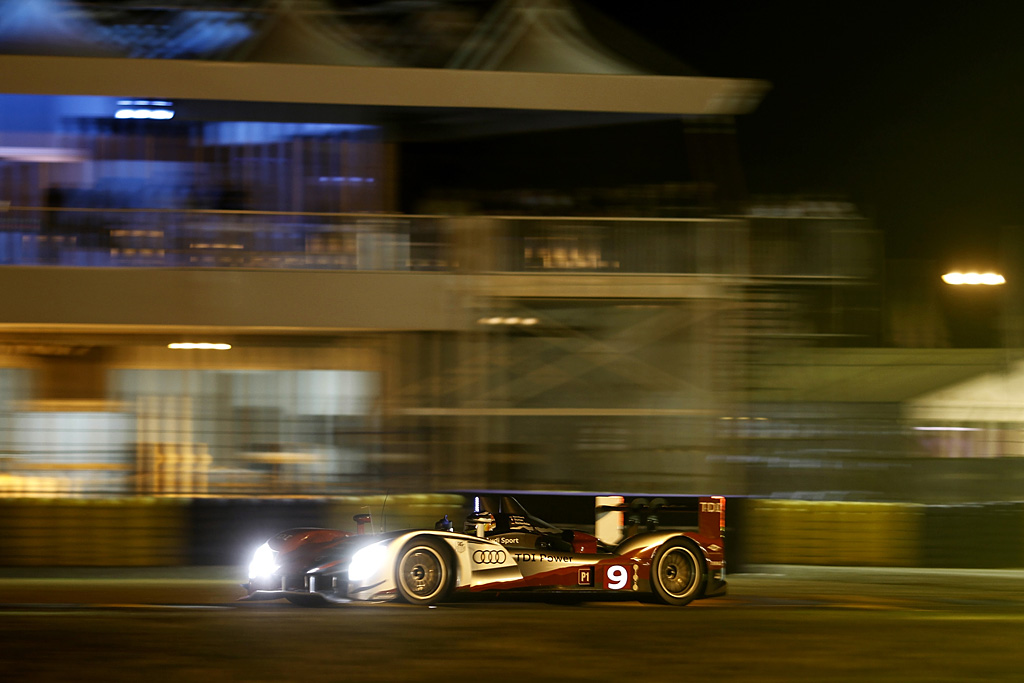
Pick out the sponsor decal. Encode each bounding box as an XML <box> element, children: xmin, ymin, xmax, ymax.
<box><xmin>708</xmin><ymin>544</ymin><xmax>722</xmax><ymax>553</ymax></box>
<box><xmin>472</xmin><ymin>549</ymin><xmax>507</xmax><ymax>565</ymax></box>
<box><xmin>497</xmin><ymin>537</ymin><xmax>520</xmax><ymax>544</ymax></box>
<box><xmin>577</xmin><ymin>567</ymin><xmax>593</xmax><ymax>587</ymax></box>
<box><xmin>456</xmin><ymin>540</ymin><xmax>466</xmax><ymax>554</ymax></box>
<box><xmin>512</xmin><ymin>552</ymin><xmax>573</xmax><ymax>564</ymax></box>
<box><xmin>700</xmin><ymin>501</ymin><xmax>723</xmax><ymax>513</ymax></box>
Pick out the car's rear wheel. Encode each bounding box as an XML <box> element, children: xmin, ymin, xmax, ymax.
<box><xmin>649</xmin><ymin>538</ymin><xmax>705</xmax><ymax>606</ymax></box>
<box><xmin>395</xmin><ymin>537</ymin><xmax>453</xmax><ymax>606</ymax></box>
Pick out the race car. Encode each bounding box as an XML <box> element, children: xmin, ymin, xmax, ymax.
<box><xmin>242</xmin><ymin>494</ymin><xmax>726</xmax><ymax>607</ymax></box>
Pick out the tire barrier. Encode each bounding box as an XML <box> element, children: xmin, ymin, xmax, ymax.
<box><xmin>3</xmin><ymin>496</ymin><xmax>1024</xmax><ymax>568</ymax></box>
<box><xmin>920</xmin><ymin>502</ymin><xmax>1024</xmax><ymax>568</ymax></box>
<box><xmin>0</xmin><ymin>494</ymin><xmax>469</xmax><ymax>567</ymax></box>
<box><xmin>741</xmin><ymin>500</ymin><xmax>1024</xmax><ymax>568</ymax></box>
<box><xmin>0</xmin><ymin>497</ymin><xmax>186</xmax><ymax>567</ymax></box>
<box><xmin>743</xmin><ymin>500</ymin><xmax>923</xmax><ymax>567</ymax></box>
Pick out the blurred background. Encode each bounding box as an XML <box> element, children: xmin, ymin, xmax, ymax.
<box><xmin>1</xmin><ymin>0</ymin><xmax>1024</xmax><ymax>568</ymax></box>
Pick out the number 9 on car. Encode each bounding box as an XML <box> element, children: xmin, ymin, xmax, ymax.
<box><xmin>604</xmin><ymin>564</ymin><xmax>632</xmax><ymax>590</ymax></box>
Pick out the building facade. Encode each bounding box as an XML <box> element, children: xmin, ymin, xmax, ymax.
<box><xmin>0</xmin><ymin>0</ymin><xmax>883</xmax><ymax>498</ymax></box>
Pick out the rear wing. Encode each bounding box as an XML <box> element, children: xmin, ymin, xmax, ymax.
<box><xmin>595</xmin><ymin>495</ymin><xmax>726</xmax><ymax>545</ymax></box>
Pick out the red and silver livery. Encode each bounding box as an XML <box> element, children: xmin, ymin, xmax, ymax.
<box><xmin>243</xmin><ymin>494</ymin><xmax>726</xmax><ymax>607</ymax></box>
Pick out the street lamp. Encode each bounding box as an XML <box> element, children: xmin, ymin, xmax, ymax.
<box><xmin>940</xmin><ymin>271</ymin><xmax>1010</xmax><ymax>348</ymax></box>
<box><xmin>941</xmin><ymin>271</ymin><xmax>1006</xmax><ymax>286</ymax></box>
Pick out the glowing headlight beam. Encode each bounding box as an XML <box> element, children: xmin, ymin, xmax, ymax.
<box><xmin>348</xmin><ymin>543</ymin><xmax>389</xmax><ymax>582</ymax></box>
<box><xmin>248</xmin><ymin>542</ymin><xmax>279</xmax><ymax>580</ymax></box>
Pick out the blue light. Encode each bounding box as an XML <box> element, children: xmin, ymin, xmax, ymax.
<box><xmin>115</xmin><ymin>109</ymin><xmax>175</xmax><ymax>120</ymax></box>
<box><xmin>209</xmin><ymin>122</ymin><xmax>376</xmax><ymax>146</ymax></box>
<box><xmin>115</xmin><ymin>99</ymin><xmax>175</xmax><ymax>120</ymax></box>
<box><xmin>317</xmin><ymin>176</ymin><xmax>374</xmax><ymax>184</ymax></box>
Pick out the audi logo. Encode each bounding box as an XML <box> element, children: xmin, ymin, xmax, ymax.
<box><xmin>472</xmin><ymin>549</ymin><xmax>507</xmax><ymax>565</ymax></box>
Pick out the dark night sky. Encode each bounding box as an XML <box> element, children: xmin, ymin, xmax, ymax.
<box><xmin>589</xmin><ymin>2</ymin><xmax>1024</xmax><ymax>270</ymax></box>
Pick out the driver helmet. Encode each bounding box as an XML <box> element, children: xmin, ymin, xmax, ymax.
<box><xmin>464</xmin><ymin>511</ymin><xmax>496</xmax><ymax>537</ymax></box>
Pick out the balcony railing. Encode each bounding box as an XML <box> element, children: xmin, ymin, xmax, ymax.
<box><xmin>0</xmin><ymin>206</ymin><xmax>875</xmax><ymax>279</ymax></box>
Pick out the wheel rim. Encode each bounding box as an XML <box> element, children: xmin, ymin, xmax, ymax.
<box><xmin>399</xmin><ymin>546</ymin><xmax>445</xmax><ymax>600</ymax></box>
<box><xmin>658</xmin><ymin>547</ymin><xmax>698</xmax><ymax>598</ymax></box>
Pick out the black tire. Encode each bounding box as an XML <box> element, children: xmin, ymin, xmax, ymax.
<box><xmin>285</xmin><ymin>593</ymin><xmax>328</xmax><ymax>607</ymax></box>
<box><xmin>649</xmin><ymin>538</ymin><xmax>706</xmax><ymax>606</ymax></box>
<box><xmin>394</xmin><ymin>537</ymin><xmax>453</xmax><ymax>606</ymax></box>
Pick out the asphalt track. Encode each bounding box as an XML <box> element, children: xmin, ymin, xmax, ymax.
<box><xmin>2</xmin><ymin>565</ymin><xmax>1024</xmax><ymax>682</ymax></box>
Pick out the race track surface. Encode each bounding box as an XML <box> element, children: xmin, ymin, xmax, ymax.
<box><xmin>2</xmin><ymin>565</ymin><xmax>1023</xmax><ymax>682</ymax></box>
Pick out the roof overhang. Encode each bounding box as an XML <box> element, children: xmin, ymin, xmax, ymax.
<box><xmin>0</xmin><ymin>55</ymin><xmax>768</xmax><ymax>117</ymax></box>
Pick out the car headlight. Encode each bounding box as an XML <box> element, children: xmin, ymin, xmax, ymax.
<box><xmin>348</xmin><ymin>543</ymin><xmax>388</xmax><ymax>582</ymax></box>
<box><xmin>248</xmin><ymin>542</ymin><xmax>279</xmax><ymax>580</ymax></box>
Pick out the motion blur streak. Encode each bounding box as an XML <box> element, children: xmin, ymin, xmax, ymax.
<box><xmin>0</xmin><ymin>2</ymin><xmax>1019</xmax><ymax>562</ymax></box>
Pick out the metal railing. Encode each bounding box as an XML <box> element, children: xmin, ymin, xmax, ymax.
<box><xmin>0</xmin><ymin>207</ymin><xmax>448</xmax><ymax>271</ymax></box>
<box><xmin>0</xmin><ymin>206</ymin><xmax>876</xmax><ymax>279</ymax></box>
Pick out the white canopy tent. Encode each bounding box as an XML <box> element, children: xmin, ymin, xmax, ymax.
<box><xmin>907</xmin><ymin>358</ymin><xmax>1024</xmax><ymax>426</ymax></box>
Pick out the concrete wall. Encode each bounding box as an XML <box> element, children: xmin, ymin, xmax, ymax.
<box><xmin>738</xmin><ymin>499</ymin><xmax>1024</xmax><ymax>569</ymax></box>
<box><xmin>0</xmin><ymin>494</ymin><xmax>464</xmax><ymax>567</ymax></box>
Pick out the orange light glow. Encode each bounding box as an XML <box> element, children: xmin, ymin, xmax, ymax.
<box><xmin>167</xmin><ymin>343</ymin><xmax>232</xmax><ymax>350</ymax></box>
<box><xmin>941</xmin><ymin>272</ymin><xmax>1005</xmax><ymax>285</ymax></box>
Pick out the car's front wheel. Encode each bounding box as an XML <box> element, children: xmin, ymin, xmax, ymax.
<box><xmin>395</xmin><ymin>537</ymin><xmax>453</xmax><ymax>606</ymax></box>
<box><xmin>649</xmin><ymin>538</ymin><xmax>705</xmax><ymax>606</ymax></box>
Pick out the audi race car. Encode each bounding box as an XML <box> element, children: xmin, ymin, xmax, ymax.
<box><xmin>243</xmin><ymin>494</ymin><xmax>726</xmax><ymax>607</ymax></box>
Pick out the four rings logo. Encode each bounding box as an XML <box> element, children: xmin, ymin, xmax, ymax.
<box><xmin>472</xmin><ymin>549</ymin><xmax>507</xmax><ymax>565</ymax></box>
